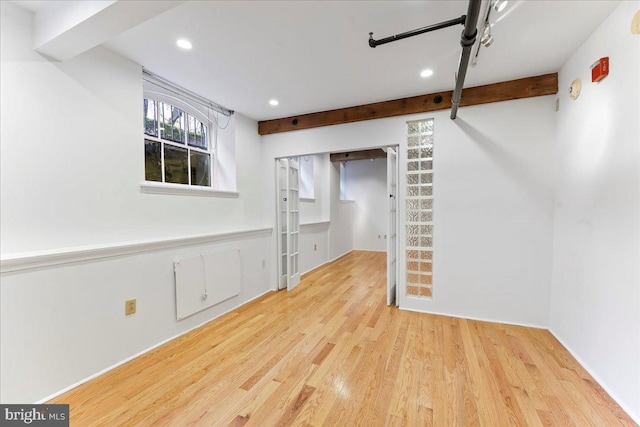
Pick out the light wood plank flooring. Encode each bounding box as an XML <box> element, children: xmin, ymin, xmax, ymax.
<box><xmin>51</xmin><ymin>251</ymin><xmax>637</xmax><ymax>426</ymax></box>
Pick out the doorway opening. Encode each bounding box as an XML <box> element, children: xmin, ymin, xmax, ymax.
<box><xmin>275</xmin><ymin>146</ymin><xmax>399</xmax><ymax>306</ymax></box>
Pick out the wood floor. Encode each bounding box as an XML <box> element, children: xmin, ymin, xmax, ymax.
<box><xmin>51</xmin><ymin>251</ymin><xmax>636</xmax><ymax>426</ymax></box>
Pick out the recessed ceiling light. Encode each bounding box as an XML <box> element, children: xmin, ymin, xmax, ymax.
<box><xmin>420</xmin><ymin>69</ymin><xmax>434</xmax><ymax>78</ymax></box>
<box><xmin>269</xmin><ymin>99</ymin><xmax>279</xmax><ymax>106</ymax></box>
<box><xmin>176</xmin><ymin>39</ymin><xmax>192</xmax><ymax>50</ymax></box>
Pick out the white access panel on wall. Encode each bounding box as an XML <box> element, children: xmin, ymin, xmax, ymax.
<box><xmin>174</xmin><ymin>248</ymin><xmax>242</xmax><ymax>320</ymax></box>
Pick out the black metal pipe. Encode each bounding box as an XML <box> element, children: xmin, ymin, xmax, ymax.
<box><xmin>369</xmin><ymin>15</ymin><xmax>466</xmax><ymax>48</ymax></box>
<box><xmin>450</xmin><ymin>0</ymin><xmax>482</xmax><ymax>119</ymax></box>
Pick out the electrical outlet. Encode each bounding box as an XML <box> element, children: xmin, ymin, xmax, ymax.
<box><xmin>125</xmin><ymin>299</ymin><xmax>136</xmax><ymax>316</ymax></box>
<box><xmin>314</xmin><ymin>244</ymin><xmax>317</xmax><ymax>251</ymax></box>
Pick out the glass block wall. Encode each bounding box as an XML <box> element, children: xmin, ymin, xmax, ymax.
<box><xmin>405</xmin><ymin>119</ymin><xmax>434</xmax><ymax>297</ymax></box>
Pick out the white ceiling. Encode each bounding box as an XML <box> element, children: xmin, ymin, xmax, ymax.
<box><xmin>38</xmin><ymin>1</ymin><xmax>625</xmax><ymax>121</ymax></box>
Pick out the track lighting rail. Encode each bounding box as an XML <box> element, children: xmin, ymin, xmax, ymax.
<box><xmin>368</xmin><ymin>16</ymin><xmax>466</xmax><ymax>48</ymax></box>
<box><xmin>367</xmin><ymin>0</ymin><xmax>482</xmax><ymax>120</ymax></box>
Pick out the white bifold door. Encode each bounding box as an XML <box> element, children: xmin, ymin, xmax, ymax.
<box><xmin>277</xmin><ymin>158</ymin><xmax>301</xmax><ymax>291</ymax></box>
<box><xmin>387</xmin><ymin>147</ymin><xmax>399</xmax><ymax>306</ymax></box>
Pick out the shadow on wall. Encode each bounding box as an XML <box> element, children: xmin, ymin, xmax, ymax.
<box><xmin>455</xmin><ymin>117</ymin><xmax>551</xmax><ymax>210</ymax></box>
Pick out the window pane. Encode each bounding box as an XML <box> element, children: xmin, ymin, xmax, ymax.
<box><xmin>190</xmin><ymin>151</ymin><xmax>210</xmax><ymax>186</ymax></box>
<box><xmin>160</xmin><ymin>103</ymin><xmax>185</xmax><ymax>143</ymax></box>
<box><xmin>164</xmin><ymin>145</ymin><xmax>188</xmax><ymax>184</ymax></box>
<box><xmin>187</xmin><ymin>115</ymin><xmax>208</xmax><ymax>149</ymax></box>
<box><xmin>144</xmin><ymin>139</ymin><xmax>162</xmax><ymax>182</ymax></box>
<box><xmin>143</xmin><ymin>99</ymin><xmax>158</xmax><ymax>137</ymax></box>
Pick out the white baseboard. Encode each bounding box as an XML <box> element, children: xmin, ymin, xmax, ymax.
<box><xmin>329</xmin><ymin>249</ymin><xmax>353</xmax><ymax>263</ymax></box>
<box><xmin>36</xmin><ymin>289</ymin><xmax>274</xmax><ymax>404</ymax></box>
<box><xmin>548</xmin><ymin>329</ymin><xmax>640</xmax><ymax>425</ymax></box>
<box><xmin>399</xmin><ymin>306</ymin><xmax>547</xmax><ymax>330</ymax></box>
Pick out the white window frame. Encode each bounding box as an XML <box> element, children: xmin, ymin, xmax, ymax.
<box><xmin>140</xmin><ymin>71</ymin><xmax>238</xmax><ymax>198</ymax></box>
<box><xmin>143</xmin><ymin>95</ymin><xmax>215</xmax><ymax>185</ymax></box>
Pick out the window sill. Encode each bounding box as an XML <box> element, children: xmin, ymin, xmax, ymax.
<box><xmin>140</xmin><ymin>182</ymin><xmax>239</xmax><ymax>198</ymax></box>
<box><xmin>339</xmin><ymin>199</ymin><xmax>355</xmax><ymax>203</ymax></box>
<box><xmin>300</xmin><ymin>197</ymin><xmax>316</xmax><ymax>203</ymax></box>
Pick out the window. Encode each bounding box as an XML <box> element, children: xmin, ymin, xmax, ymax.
<box><xmin>143</xmin><ymin>99</ymin><xmax>212</xmax><ymax>187</ymax></box>
<box><xmin>299</xmin><ymin>156</ymin><xmax>314</xmax><ymax>200</ymax></box>
<box><xmin>405</xmin><ymin>118</ymin><xmax>435</xmax><ymax>298</ymax></box>
<box><xmin>141</xmin><ymin>69</ymin><xmax>237</xmax><ymax>196</ymax></box>
<box><xmin>339</xmin><ymin>162</ymin><xmax>349</xmax><ymax>200</ymax></box>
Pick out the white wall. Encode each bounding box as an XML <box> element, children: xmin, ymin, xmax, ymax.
<box><xmin>329</xmin><ymin>162</ymin><xmax>355</xmax><ymax>260</ymax></box>
<box><xmin>346</xmin><ymin>158</ymin><xmax>388</xmax><ymax>251</ymax></box>
<box><xmin>0</xmin><ymin>2</ymin><xmax>272</xmax><ymax>403</ymax></box>
<box><xmin>0</xmin><ymin>3</ymin><xmax>264</xmax><ymax>254</ymax></box>
<box><xmin>262</xmin><ymin>96</ymin><xmax>556</xmax><ymax>327</ymax></box>
<box><xmin>299</xmin><ymin>153</ymin><xmax>330</xmax><ymax>223</ymax></box>
<box><xmin>550</xmin><ymin>1</ymin><xmax>640</xmax><ymax>421</ymax></box>
<box><xmin>299</xmin><ymin>154</ymin><xmax>331</xmax><ymax>274</ymax></box>
<box><xmin>299</xmin><ymin>223</ymin><xmax>329</xmax><ymax>275</ymax></box>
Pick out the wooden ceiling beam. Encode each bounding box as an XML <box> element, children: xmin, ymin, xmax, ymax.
<box><xmin>258</xmin><ymin>73</ymin><xmax>558</xmax><ymax>135</ymax></box>
<box><xmin>329</xmin><ymin>149</ymin><xmax>387</xmax><ymax>163</ymax></box>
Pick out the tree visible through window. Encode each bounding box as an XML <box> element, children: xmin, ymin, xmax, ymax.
<box><xmin>143</xmin><ymin>99</ymin><xmax>212</xmax><ymax>187</ymax></box>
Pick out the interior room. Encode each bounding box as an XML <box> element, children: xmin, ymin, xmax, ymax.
<box><xmin>1</xmin><ymin>0</ymin><xmax>638</xmax><ymax>425</ymax></box>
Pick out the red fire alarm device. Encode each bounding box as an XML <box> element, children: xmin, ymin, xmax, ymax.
<box><xmin>591</xmin><ymin>57</ymin><xmax>609</xmax><ymax>83</ymax></box>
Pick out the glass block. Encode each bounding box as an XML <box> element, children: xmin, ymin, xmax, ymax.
<box><xmin>160</xmin><ymin>103</ymin><xmax>185</xmax><ymax>143</ymax></box>
<box><xmin>190</xmin><ymin>152</ymin><xmax>210</xmax><ymax>186</ymax></box>
<box><xmin>421</xmin><ymin>199</ymin><xmax>433</xmax><ymax>210</ymax></box>
<box><xmin>407</xmin><ymin>174</ymin><xmax>419</xmax><ymax>185</ymax></box>
<box><xmin>407</xmin><ymin>210</ymin><xmax>419</xmax><ymax>222</ymax></box>
<box><xmin>407</xmin><ymin>224</ymin><xmax>419</xmax><ymax>235</ymax></box>
<box><xmin>408</xmin><ymin>136</ymin><xmax>420</xmax><ymax>147</ymax></box>
<box><xmin>419</xmin><ymin>120</ymin><xmax>433</xmax><ymax>133</ymax></box>
<box><xmin>406</xmin><ymin>199</ymin><xmax>419</xmax><ymax>210</ymax></box>
<box><xmin>420</xmin><ymin>236</ymin><xmax>433</xmax><ymax>247</ymax></box>
<box><xmin>407</xmin><ymin>273</ymin><xmax>419</xmax><ymax>283</ymax></box>
<box><xmin>407</xmin><ymin>122</ymin><xmax>419</xmax><ymax>134</ymax></box>
<box><xmin>420</xmin><ymin>250</ymin><xmax>433</xmax><ymax>260</ymax></box>
<box><xmin>420</xmin><ymin>173</ymin><xmax>433</xmax><ymax>184</ymax></box>
<box><xmin>143</xmin><ymin>99</ymin><xmax>158</xmax><ymax>137</ymax></box>
<box><xmin>407</xmin><ymin>236</ymin><xmax>419</xmax><ymax>247</ymax></box>
<box><xmin>144</xmin><ymin>139</ymin><xmax>161</xmax><ymax>182</ymax></box>
<box><xmin>407</xmin><ymin>185</ymin><xmax>419</xmax><ymax>196</ymax></box>
<box><xmin>420</xmin><ymin>211</ymin><xmax>433</xmax><ymax>222</ymax></box>
<box><xmin>421</xmin><ymin>160</ymin><xmax>433</xmax><ymax>170</ymax></box>
<box><xmin>420</xmin><ymin>274</ymin><xmax>433</xmax><ymax>285</ymax></box>
<box><xmin>421</xmin><ymin>146</ymin><xmax>433</xmax><ymax>158</ymax></box>
<box><xmin>419</xmin><ymin>287</ymin><xmax>433</xmax><ymax>297</ymax></box>
<box><xmin>407</xmin><ymin>261</ymin><xmax>419</xmax><ymax>271</ymax></box>
<box><xmin>420</xmin><ymin>185</ymin><xmax>433</xmax><ymax>196</ymax></box>
<box><xmin>406</xmin><ymin>250</ymin><xmax>419</xmax><ymax>260</ymax></box>
<box><xmin>408</xmin><ymin>149</ymin><xmax>420</xmax><ymax>159</ymax></box>
<box><xmin>421</xmin><ymin>135</ymin><xmax>434</xmax><ymax>146</ymax></box>
<box><xmin>407</xmin><ymin>161</ymin><xmax>420</xmax><ymax>172</ymax></box>
<box><xmin>420</xmin><ymin>225</ymin><xmax>434</xmax><ymax>235</ymax></box>
<box><xmin>420</xmin><ymin>262</ymin><xmax>433</xmax><ymax>272</ymax></box>
<box><xmin>407</xmin><ymin>286</ymin><xmax>420</xmax><ymax>296</ymax></box>
<box><xmin>164</xmin><ymin>145</ymin><xmax>188</xmax><ymax>184</ymax></box>
<box><xmin>187</xmin><ymin>115</ymin><xmax>208</xmax><ymax>149</ymax></box>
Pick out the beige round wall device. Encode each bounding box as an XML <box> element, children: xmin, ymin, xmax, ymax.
<box><xmin>632</xmin><ymin>9</ymin><xmax>640</xmax><ymax>34</ymax></box>
<box><xmin>569</xmin><ymin>79</ymin><xmax>582</xmax><ymax>100</ymax></box>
